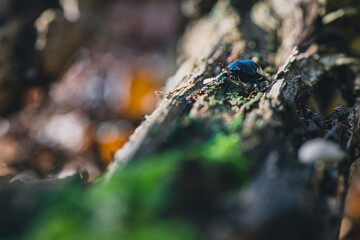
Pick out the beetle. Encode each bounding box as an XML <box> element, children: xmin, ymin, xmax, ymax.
<box><xmin>218</xmin><ymin>59</ymin><xmax>267</xmax><ymax>92</ymax></box>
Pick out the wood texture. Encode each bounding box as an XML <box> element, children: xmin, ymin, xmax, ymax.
<box><xmin>108</xmin><ymin>0</ymin><xmax>360</xmax><ymax>239</ymax></box>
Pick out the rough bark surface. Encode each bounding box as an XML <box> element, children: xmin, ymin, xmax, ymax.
<box><xmin>109</xmin><ymin>0</ymin><xmax>360</xmax><ymax>239</ymax></box>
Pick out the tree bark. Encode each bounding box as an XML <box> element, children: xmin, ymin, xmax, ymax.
<box><xmin>108</xmin><ymin>0</ymin><xmax>360</xmax><ymax>239</ymax></box>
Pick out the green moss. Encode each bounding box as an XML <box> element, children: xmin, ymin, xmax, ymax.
<box><xmin>28</xmin><ymin>151</ymin><xmax>201</xmax><ymax>240</ymax></box>
<box><xmin>228</xmin><ymin>114</ymin><xmax>244</xmax><ymax>131</ymax></box>
<box><xmin>200</xmin><ymin>132</ymin><xmax>246</xmax><ymax>169</ymax></box>
<box><xmin>24</xmin><ymin>81</ymin><xmax>253</xmax><ymax>240</ymax></box>
<box><xmin>26</xmin><ymin>128</ymin><xmax>249</xmax><ymax>240</ymax></box>
<box><xmin>206</xmin><ymin>77</ymin><xmax>256</xmax><ymax>109</ymax></box>
<box><xmin>246</xmin><ymin>98</ymin><xmax>257</xmax><ymax>106</ymax></box>
<box><xmin>227</xmin><ymin>92</ymin><xmax>245</xmax><ymax>106</ymax></box>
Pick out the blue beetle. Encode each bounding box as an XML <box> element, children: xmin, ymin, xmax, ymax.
<box><xmin>218</xmin><ymin>59</ymin><xmax>266</xmax><ymax>92</ymax></box>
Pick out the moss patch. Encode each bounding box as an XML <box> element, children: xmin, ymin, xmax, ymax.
<box><xmin>26</xmin><ymin>129</ymin><xmax>248</xmax><ymax>240</ymax></box>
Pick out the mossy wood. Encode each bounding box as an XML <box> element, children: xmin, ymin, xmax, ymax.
<box><xmin>108</xmin><ymin>0</ymin><xmax>360</xmax><ymax>239</ymax></box>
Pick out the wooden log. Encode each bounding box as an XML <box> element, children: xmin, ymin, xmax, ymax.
<box><xmin>108</xmin><ymin>0</ymin><xmax>360</xmax><ymax>239</ymax></box>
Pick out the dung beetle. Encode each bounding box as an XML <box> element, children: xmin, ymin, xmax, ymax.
<box><xmin>218</xmin><ymin>59</ymin><xmax>267</xmax><ymax>92</ymax></box>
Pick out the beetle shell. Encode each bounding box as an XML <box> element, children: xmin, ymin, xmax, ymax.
<box><xmin>227</xmin><ymin>59</ymin><xmax>262</xmax><ymax>76</ymax></box>
<box><xmin>216</xmin><ymin>59</ymin><xmax>267</xmax><ymax>92</ymax></box>
<box><xmin>223</xmin><ymin>59</ymin><xmax>265</xmax><ymax>83</ymax></box>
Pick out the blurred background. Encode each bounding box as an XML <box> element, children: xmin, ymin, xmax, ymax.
<box><xmin>0</xmin><ymin>0</ymin><xmax>187</xmax><ymax>181</ymax></box>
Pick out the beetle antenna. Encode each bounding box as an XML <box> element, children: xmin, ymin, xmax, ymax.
<box><xmin>218</xmin><ymin>62</ymin><xmax>228</xmax><ymax>70</ymax></box>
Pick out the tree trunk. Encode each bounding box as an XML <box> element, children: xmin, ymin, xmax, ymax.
<box><xmin>108</xmin><ymin>0</ymin><xmax>360</xmax><ymax>239</ymax></box>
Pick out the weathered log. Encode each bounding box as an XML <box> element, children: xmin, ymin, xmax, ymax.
<box><xmin>108</xmin><ymin>0</ymin><xmax>360</xmax><ymax>239</ymax></box>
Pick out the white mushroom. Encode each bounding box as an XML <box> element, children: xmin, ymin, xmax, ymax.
<box><xmin>298</xmin><ymin>138</ymin><xmax>346</xmax><ymax>167</ymax></box>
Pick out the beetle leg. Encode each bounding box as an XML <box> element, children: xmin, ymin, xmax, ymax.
<box><xmin>245</xmin><ymin>84</ymin><xmax>253</xmax><ymax>94</ymax></box>
<box><xmin>228</xmin><ymin>78</ymin><xmax>239</xmax><ymax>85</ymax></box>
<box><xmin>254</xmin><ymin>79</ymin><xmax>264</xmax><ymax>92</ymax></box>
